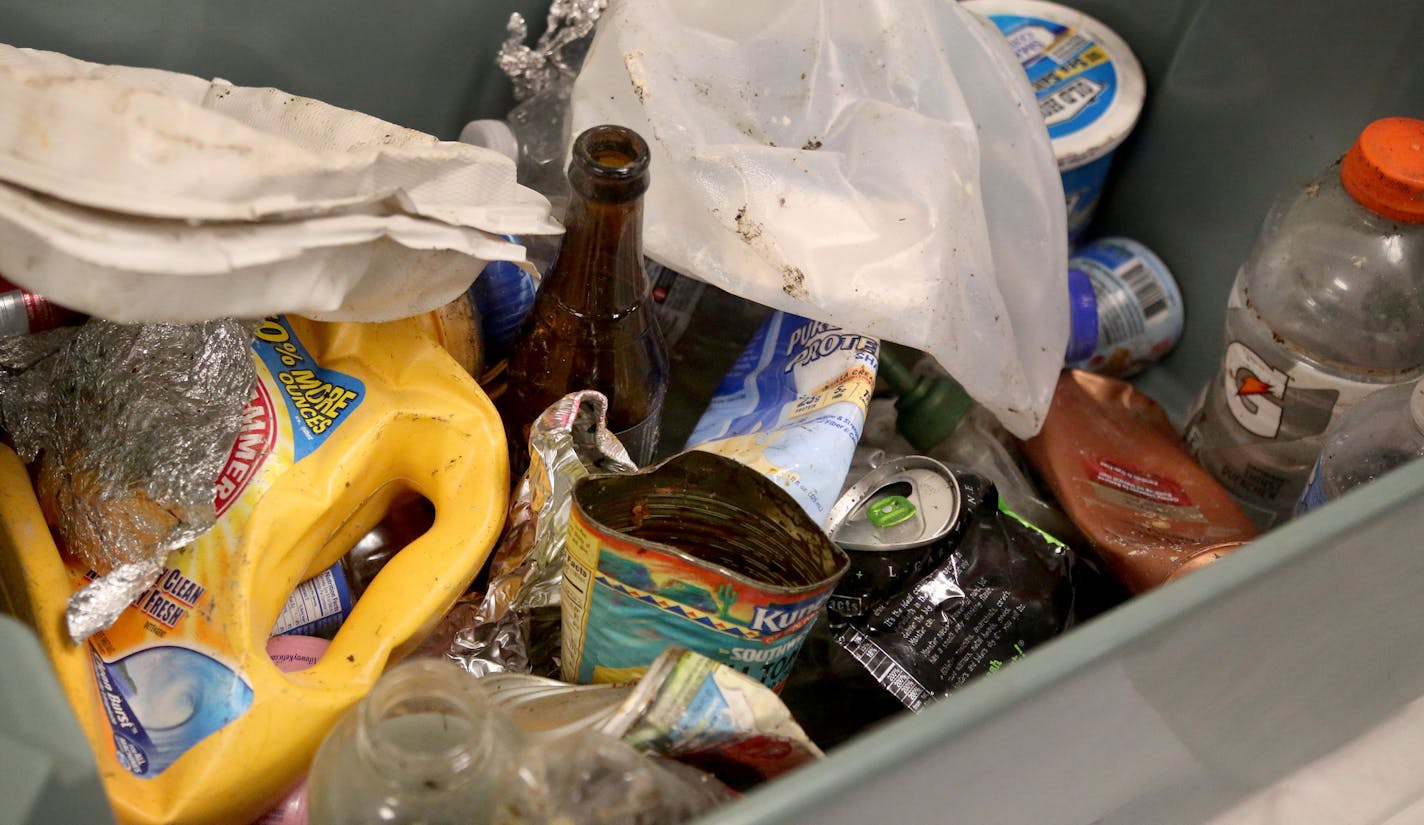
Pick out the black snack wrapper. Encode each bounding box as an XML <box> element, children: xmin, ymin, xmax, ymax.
<box><xmin>834</xmin><ymin>471</ymin><xmax>1074</xmax><ymax>712</ymax></box>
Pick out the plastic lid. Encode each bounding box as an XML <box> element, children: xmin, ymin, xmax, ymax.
<box><xmin>458</xmin><ymin>119</ymin><xmax>520</xmax><ymax>163</ymax></box>
<box><xmin>1064</xmin><ymin>266</ymin><xmax>1099</xmax><ymax>362</ymax></box>
<box><xmin>1340</xmin><ymin>117</ymin><xmax>1424</xmax><ymax>223</ymax></box>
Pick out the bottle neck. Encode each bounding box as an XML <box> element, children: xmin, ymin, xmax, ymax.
<box><xmin>354</xmin><ymin>660</ymin><xmax>498</xmax><ymax>790</ymax></box>
<box><xmin>543</xmin><ymin>190</ymin><xmax>650</xmax><ymax>318</ymax></box>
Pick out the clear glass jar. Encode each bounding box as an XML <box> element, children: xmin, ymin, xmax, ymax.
<box><xmin>306</xmin><ymin>658</ymin><xmax>522</xmax><ymax>825</ymax></box>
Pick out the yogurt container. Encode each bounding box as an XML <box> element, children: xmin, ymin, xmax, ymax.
<box><xmin>964</xmin><ymin>0</ymin><xmax>1146</xmax><ymax>243</ymax></box>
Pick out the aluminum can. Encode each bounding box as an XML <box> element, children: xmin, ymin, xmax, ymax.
<box><xmin>824</xmin><ymin>456</ymin><xmax>967</xmax><ymax>624</ymax></box>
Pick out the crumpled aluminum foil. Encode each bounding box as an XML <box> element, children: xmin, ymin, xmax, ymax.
<box><xmin>0</xmin><ymin>319</ymin><xmax>256</xmax><ymax>642</ymax></box>
<box><xmin>497</xmin><ymin>0</ymin><xmax>608</xmax><ymax>101</ymax></box>
<box><xmin>445</xmin><ymin>390</ymin><xmax>634</xmax><ymax>677</ymax></box>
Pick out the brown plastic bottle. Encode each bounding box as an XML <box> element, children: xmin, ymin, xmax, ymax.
<box><xmin>498</xmin><ymin>124</ymin><xmax>668</xmax><ymax>472</ymax></box>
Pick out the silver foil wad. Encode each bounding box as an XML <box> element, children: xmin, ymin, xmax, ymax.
<box><xmin>0</xmin><ymin>319</ymin><xmax>256</xmax><ymax>642</ymax></box>
<box><xmin>445</xmin><ymin>390</ymin><xmax>635</xmax><ymax>678</ymax></box>
<box><xmin>497</xmin><ymin>0</ymin><xmax>607</xmax><ymax>101</ymax></box>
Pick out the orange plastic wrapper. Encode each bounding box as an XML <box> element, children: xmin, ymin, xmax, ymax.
<box><xmin>1021</xmin><ymin>371</ymin><xmax>1258</xmax><ymax>593</ymax></box>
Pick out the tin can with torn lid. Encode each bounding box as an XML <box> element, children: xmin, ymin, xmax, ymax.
<box><xmin>823</xmin><ymin>456</ymin><xmax>969</xmax><ymax>625</ymax></box>
<box><xmin>562</xmin><ymin>450</ymin><xmax>849</xmax><ymax>690</ymax></box>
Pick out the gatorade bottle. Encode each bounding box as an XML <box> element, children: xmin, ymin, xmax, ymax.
<box><xmin>1185</xmin><ymin>117</ymin><xmax>1424</xmax><ymax>527</ymax></box>
<box><xmin>1296</xmin><ymin>380</ymin><xmax>1424</xmax><ymax>515</ymax></box>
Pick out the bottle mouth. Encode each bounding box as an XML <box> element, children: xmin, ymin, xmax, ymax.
<box><xmin>356</xmin><ymin>659</ymin><xmax>491</xmax><ymax>784</ymax></box>
<box><xmin>569</xmin><ymin>124</ymin><xmax>651</xmax><ymax>201</ymax></box>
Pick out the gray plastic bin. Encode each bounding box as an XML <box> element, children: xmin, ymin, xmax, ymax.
<box><xmin>1</xmin><ymin>1</ymin><xmax>1421</xmax><ymax>823</ymax></box>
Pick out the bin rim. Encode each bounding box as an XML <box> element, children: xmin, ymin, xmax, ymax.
<box><xmin>690</xmin><ymin>458</ymin><xmax>1424</xmax><ymax>825</ymax></box>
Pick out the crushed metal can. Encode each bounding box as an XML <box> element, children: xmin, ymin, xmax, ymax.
<box><xmin>823</xmin><ymin>455</ymin><xmax>968</xmax><ymax>626</ymax></box>
<box><xmin>562</xmin><ymin>450</ymin><xmax>849</xmax><ymax>690</ymax></box>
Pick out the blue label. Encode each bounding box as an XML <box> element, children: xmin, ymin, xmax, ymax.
<box><xmin>1295</xmin><ymin>457</ymin><xmax>1331</xmax><ymax>516</ymax></box>
<box><xmin>987</xmin><ymin>14</ymin><xmax>1120</xmax><ymax>141</ymax></box>
<box><xmin>1060</xmin><ymin>153</ymin><xmax>1115</xmax><ymax>241</ymax></box>
<box><xmin>684</xmin><ymin>312</ymin><xmax>877</xmax><ymax>524</ymax></box>
<box><xmin>251</xmin><ymin>316</ymin><xmax>365</xmax><ymax>462</ymax></box>
<box><xmin>691</xmin><ymin>312</ymin><xmax>800</xmax><ymax>438</ymax></box>
<box><xmin>625</xmin><ymin>663</ymin><xmax>740</xmax><ymax>751</ymax></box>
<box><xmin>1065</xmin><ymin>266</ymin><xmax>1099</xmax><ymax>362</ymax></box>
<box><xmin>1074</xmin><ymin>236</ymin><xmax>1135</xmax><ymax>270</ymax></box>
<box><xmin>271</xmin><ymin>562</ymin><xmax>355</xmax><ymax>639</ymax></box>
<box><xmin>471</xmin><ymin>244</ymin><xmax>536</xmax><ymax>360</ymax></box>
<box><xmin>91</xmin><ymin>646</ymin><xmax>254</xmax><ymax>777</ymax></box>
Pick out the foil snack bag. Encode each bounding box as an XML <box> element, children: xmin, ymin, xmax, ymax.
<box><xmin>834</xmin><ymin>468</ymin><xmax>1074</xmax><ymax>712</ymax></box>
<box><xmin>446</xmin><ymin>390</ymin><xmax>636</xmax><ymax>678</ymax></box>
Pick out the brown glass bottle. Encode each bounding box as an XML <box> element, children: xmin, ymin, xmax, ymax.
<box><xmin>498</xmin><ymin>124</ymin><xmax>668</xmax><ymax>472</ymax></box>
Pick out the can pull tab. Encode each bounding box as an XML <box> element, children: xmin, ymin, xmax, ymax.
<box><xmin>867</xmin><ymin>494</ymin><xmax>916</xmax><ymax>528</ymax></box>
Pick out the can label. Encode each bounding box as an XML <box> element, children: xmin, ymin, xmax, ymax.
<box><xmin>561</xmin><ymin>452</ymin><xmax>847</xmax><ymax>691</ymax></box>
<box><xmin>1066</xmin><ymin>238</ymin><xmax>1183</xmax><ymax>377</ymax></box>
<box><xmin>270</xmin><ymin>561</ymin><xmax>354</xmax><ymax>638</ymax></box>
<box><xmin>562</xmin><ymin>509</ymin><xmax>828</xmax><ymax>689</ymax></box>
<box><xmin>0</xmin><ymin>277</ymin><xmax>80</xmax><ymax>335</ymax></box>
<box><xmin>1186</xmin><ymin>280</ymin><xmax>1393</xmax><ymax>526</ymax></box>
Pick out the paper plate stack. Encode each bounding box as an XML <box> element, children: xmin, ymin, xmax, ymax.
<box><xmin>0</xmin><ymin>44</ymin><xmax>560</xmax><ymax>323</ymax></box>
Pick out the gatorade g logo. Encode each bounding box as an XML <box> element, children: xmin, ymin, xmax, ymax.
<box><xmin>1224</xmin><ymin>342</ymin><xmax>1289</xmax><ymax>438</ymax></box>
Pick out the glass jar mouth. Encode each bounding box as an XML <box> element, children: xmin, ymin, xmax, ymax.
<box><xmin>355</xmin><ymin>659</ymin><xmax>492</xmax><ymax>783</ymax></box>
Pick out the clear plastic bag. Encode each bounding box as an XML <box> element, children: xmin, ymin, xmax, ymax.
<box><xmin>495</xmin><ymin>730</ymin><xmax>733</xmax><ymax>825</ymax></box>
<box><xmin>570</xmin><ymin>0</ymin><xmax>1066</xmax><ymax>436</ymax></box>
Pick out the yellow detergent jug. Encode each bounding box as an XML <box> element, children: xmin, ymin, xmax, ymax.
<box><xmin>0</xmin><ymin>315</ymin><xmax>508</xmax><ymax>825</ymax></box>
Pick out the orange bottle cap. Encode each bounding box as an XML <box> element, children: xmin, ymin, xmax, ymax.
<box><xmin>1340</xmin><ymin>117</ymin><xmax>1424</xmax><ymax>223</ymax></box>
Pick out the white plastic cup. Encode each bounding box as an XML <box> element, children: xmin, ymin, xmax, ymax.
<box><xmin>963</xmin><ymin>0</ymin><xmax>1146</xmax><ymax>244</ymax></box>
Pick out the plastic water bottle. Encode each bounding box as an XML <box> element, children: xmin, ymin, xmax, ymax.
<box><xmin>1184</xmin><ymin>117</ymin><xmax>1424</xmax><ymax>528</ymax></box>
<box><xmin>1296</xmin><ymin>380</ymin><xmax>1424</xmax><ymax>515</ymax></box>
